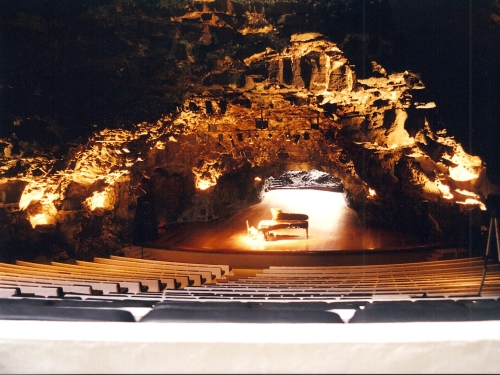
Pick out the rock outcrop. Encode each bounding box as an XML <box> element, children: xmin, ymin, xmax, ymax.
<box><xmin>0</xmin><ymin>1</ymin><xmax>494</xmax><ymax>261</ymax></box>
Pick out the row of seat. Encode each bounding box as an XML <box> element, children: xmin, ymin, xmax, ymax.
<box><xmin>148</xmin><ymin>257</ymin><xmax>500</xmax><ymax>302</ymax></box>
<box><xmin>131</xmin><ymin>299</ymin><xmax>500</xmax><ymax>323</ymax></box>
<box><xmin>0</xmin><ymin>256</ymin><xmax>499</xmax><ymax>323</ymax></box>
<box><xmin>0</xmin><ymin>256</ymin><xmax>231</xmax><ymax>297</ymax></box>
<box><xmin>1</xmin><ymin>297</ymin><xmax>500</xmax><ymax>323</ymax></box>
<box><xmin>239</xmin><ymin>257</ymin><xmax>500</xmax><ymax>298</ymax></box>
<box><xmin>1</xmin><ymin>257</ymin><xmax>497</xmax><ymax>303</ymax></box>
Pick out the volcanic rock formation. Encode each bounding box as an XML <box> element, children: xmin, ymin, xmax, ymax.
<box><xmin>0</xmin><ymin>1</ymin><xmax>494</xmax><ymax>261</ymax></box>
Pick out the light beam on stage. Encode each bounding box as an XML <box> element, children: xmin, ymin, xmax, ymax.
<box><xmin>236</xmin><ymin>189</ymin><xmax>349</xmax><ymax>251</ymax></box>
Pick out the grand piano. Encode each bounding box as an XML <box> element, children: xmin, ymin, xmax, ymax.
<box><xmin>257</xmin><ymin>208</ymin><xmax>309</xmax><ymax>240</ymax></box>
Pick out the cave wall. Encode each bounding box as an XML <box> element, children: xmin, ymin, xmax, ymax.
<box><xmin>0</xmin><ymin>1</ymin><xmax>496</xmax><ymax>261</ymax></box>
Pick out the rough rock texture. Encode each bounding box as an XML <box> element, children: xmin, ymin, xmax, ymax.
<box><xmin>0</xmin><ymin>1</ymin><xmax>497</xmax><ymax>261</ymax></box>
<box><xmin>264</xmin><ymin>170</ymin><xmax>343</xmax><ymax>192</ymax></box>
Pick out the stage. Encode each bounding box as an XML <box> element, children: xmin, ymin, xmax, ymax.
<box><xmin>141</xmin><ymin>190</ymin><xmax>452</xmax><ymax>268</ymax></box>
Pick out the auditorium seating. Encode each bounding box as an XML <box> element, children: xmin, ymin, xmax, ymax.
<box><xmin>16</xmin><ymin>260</ymin><xmax>176</xmax><ymax>291</ymax></box>
<box><xmin>0</xmin><ymin>254</ymin><xmax>499</xmax><ymax>372</ymax></box>
<box><xmin>108</xmin><ymin>255</ymin><xmax>231</xmax><ymax>279</ymax></box>
<box><xmin>0</xmin><ymin>256</ymin><xmax>497</xmax><ymax>323</ymax></box>
<box><xmin>348</xmin><ymin>299</ymin><xmax>500</xmax><ymax>323</ymax></box>
<box><xmin>0</xmin><ymin>301</ymin><xmax>136</xmax><ymax>322</ymax></box>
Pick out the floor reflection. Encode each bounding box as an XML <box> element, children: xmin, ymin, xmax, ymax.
<box><xmin>153</xmin><ymin>189</ymin><xmax>423</xmax><ymax>252</ymax></box>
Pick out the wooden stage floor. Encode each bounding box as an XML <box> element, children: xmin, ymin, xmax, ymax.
<box><xmin>152</xmin><ymin>189</ymin><xmax>432</xmax><ymax>253</ymax></box>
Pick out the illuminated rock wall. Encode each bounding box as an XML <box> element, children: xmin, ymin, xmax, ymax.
<box><xmin>0</xmin><ymin>1</ymin><xmax>493</xmax><ymax>261</ymax></box>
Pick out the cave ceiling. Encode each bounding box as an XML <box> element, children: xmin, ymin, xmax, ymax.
<box><xmin>0</xmin><ymin>0</ymin><xmax>500</xmax><ymax>260</ymax></box>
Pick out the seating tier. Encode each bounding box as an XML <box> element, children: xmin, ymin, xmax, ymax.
<box><xmin>0</xmin><ymin>256</ymin><xmax>498</xmax><ymax>323</ymax></box>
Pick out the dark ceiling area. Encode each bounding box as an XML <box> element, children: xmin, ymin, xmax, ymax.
<box><xmin>387</xmin><ymin>0</ymin><xmax>500</xmax><ymax>180</ymax></box>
